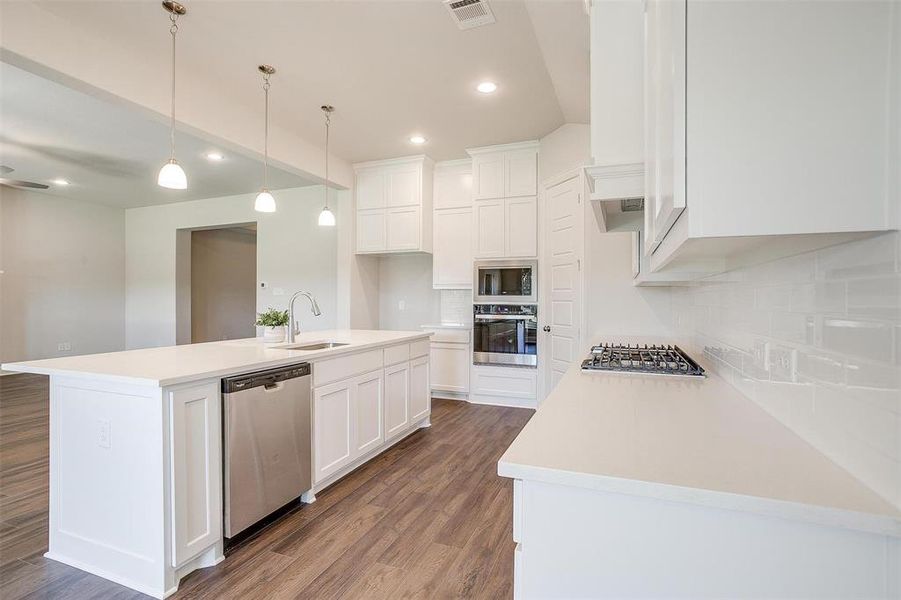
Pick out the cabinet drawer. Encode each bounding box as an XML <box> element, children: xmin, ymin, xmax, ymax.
<box><xmin>384</xmin><ymin>343</ymin><xmax>410</xmax><ymax>366</ymax></box>
<box><xmin>314</xmin><ymin>349</ymin><xmax>383</xmax><ymax>387</ymax></box>
<box><xmin>410</xmin><ymin>339</ymin><xmax>430</xmax><ymax>359</ymax></box>
<box><xmin>471</xmin><ymin>365</ymin><xmax>537</xmax><ymax>399</ymax></box>
<box><xmin>424</xmin><ymin>328</ymin><xmax>470</xmax><ymax>344</ymax></box>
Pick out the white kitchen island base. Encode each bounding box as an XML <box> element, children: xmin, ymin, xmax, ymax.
<box><xmin>3</xmin><ymin>330</ymin><xmax>432</xmax><ymax>599</ymax></box>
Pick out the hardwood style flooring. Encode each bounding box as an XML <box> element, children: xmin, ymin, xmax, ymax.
<box><xmin>0</xmin><ymin>373</ymin><xmax>533</xmax><ymax>599</ymax></box>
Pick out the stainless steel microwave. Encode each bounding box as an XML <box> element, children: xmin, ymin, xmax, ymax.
<box><xmin>473</xmin><ymin>260</ymin><xmax>537</xmax><ymax>304</ymax></box>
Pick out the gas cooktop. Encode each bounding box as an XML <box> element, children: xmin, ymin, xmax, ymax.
<box><xmin>581</xmin><ymin>343</ymin><xmax>705</xmax><ymax>377</ymax></box>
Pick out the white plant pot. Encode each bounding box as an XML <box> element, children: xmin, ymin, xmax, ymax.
<box><xmin>262</xmin><ymin>325</ymin><xmax>286</xmax><ymax>343</ymax></box>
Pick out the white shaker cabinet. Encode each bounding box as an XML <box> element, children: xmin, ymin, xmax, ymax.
<box><xmin>432</xmin><ymin>160</ymin><xmax>474</xmax><ymax>288</ymax></box>
<box><xmin>384</xmin><ymin>361</ymin><xmax>410</xmax><ymax>441</ymax></box>
<box><xmin>468</xmin><ymin>141</ymin><xmax>539</xmax><ymax>260</ymax></box>
<box><xmin>470</xmin><ymin>142</ymin><xmax>538</xmax><ymax>200</ymax></box>
<box><xmin>354</xmin><ymin>155</ymin><xmax>434</xmax><ymax>255</ymax></box>
<box><xmin>424</xmin><ymin>327</ymin><xmax>471</xmax><ymax>398</ymax></box>
<box><xmin>353</xmin><ymin>369</ymin><xmax>384</xmax><ymax>457</ymax></box>
<box><xmin>644</xmin><ymin>0</ymin><xmax>898</xmax><ymax>275</ymax></box>
<box><xmin>313</xmin><ymin>378</ymin><xmax>354</xmax><ymax>482</ymax></box>
<box><xmin>409</xmin><ymin>356</ymin><xmax>430</xmax><ymax>423</ymax></box>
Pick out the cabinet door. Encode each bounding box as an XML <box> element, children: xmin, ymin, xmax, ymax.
<box><xmin>430</xmin><ymin>343</ymin><xmax>470</xmax><ymax>393</ymax></box>
<box><xmin>505</xmin><ymin>149</ymin><xmax>538</xmax><ymax>197</ymax></box>
<box><xmin>170</xmin><ymin>382</ymin><xmax>221</xmax><ymax>567</ymax></box>
<box><xmin>505</xmin><ymin>196</ymin><xmax>538</xmax><ymax>258</ymax></box>
<box><xmin>353</xmin><ymin>369</ymin><xmax>383</xmax><ymax>457</ymax></box>
<box><xmin>313</xmin><ymin>380</ymin><xmax>353</xmax><ymax>483</ymax></box>
<box><xmin>434</xmin><ymin>165</ymin><xmax>473</xmax><ymax>210</ymax></box>
<box><xmin>386</xmin><ymin>206</ymin><xmax>421</xmax><ymax>251</ymax></box>
<box><xmin>433</xmin><ymin>208</ymin><xmax>473</xmax><ymax>288</ymax></box>
<box><xmin>472</xmin><ymin>153</ymin><xmax>505</xmax><ymax>200</ymax></box>
<box><xmin>384</xmin><ymin>362</ymin><xmax>410</xmax><ymax>440</ymax></box>
<box><xmin>409</xmin><ymin>356</ymin><xmax>430</xmax><ymax>423</ymax></box>
<box><xmin>473</xmin><ymin>199</ymin><xmax>506</xmax><ymax>258</ymax></box>
<box><xmin>645</xmin><ymin>0</ymin><xmax>686</xmax><ymax>252</ymax></box>
<box><xmin>387</xmin><ymin>164</ymin><xmax>421</xmax><ymax>208</ymax></box>
<box><xmin>357</xmin><ymin>209</ymin><xmax>387</xmax><ymax>253</ymax></box>
<box><xmin>356</xmin><ymin>169</ymin><xmax>386</xmax><ymax>210</ymax></box>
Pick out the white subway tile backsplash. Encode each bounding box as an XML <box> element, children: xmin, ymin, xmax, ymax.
<box><xmin>674</xmin><ymin>231</ymin><xmax>901</xmax><ymax>508</ymax></box>
<box><xmin>439</xmin><ymin>289</ymin><xmax>472</xmax><ymax>324</ymax></box>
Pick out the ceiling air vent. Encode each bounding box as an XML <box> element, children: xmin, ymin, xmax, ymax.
<box><xmin>621</xmin><ymin>198</ymin><xmax>645</xmax><ymax>212</ymax></box>
<box><xmin>444</xmin><ymin>0</ymin><xmax>496</xmax><ymax>30</ymax></box>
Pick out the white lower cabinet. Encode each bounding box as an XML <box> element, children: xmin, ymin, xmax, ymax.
<box><xmin>169</xmin><ymin>381</ymin><xmax>221</xmax><ymax>568</ymax></box>
<box><xmin>470</xmin><ymin>364</ymin><xmax>537</xmax><ymax>408</ymax></box>
<box><xmin>409</xmin><ymin>356</ymin><xmax>430</xmax><ymax>423</ymax></box>
<box><xmin>353</xmin><ymin>369</ymin><xmax>384</xmax><ymax>456</ymax></box>
<box><xmin>313</xmin><ymin>379</ymin><xmax>354</xmax><ymax>482</ymax></box>
<box><xmin>312</xmin><ymin>341</ymin><xmax>431</xmax><ymax>487</ymax></box>
<box><xmin>384</xmin><ymin>361</ymin><xmax>410</xmax><ymax>441</ymax></box>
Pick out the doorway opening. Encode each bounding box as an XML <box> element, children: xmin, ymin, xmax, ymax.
<box><xmin>175</xmin><ymin>223</ymin><xmax>257</xmax><ymax>344</ymax></box>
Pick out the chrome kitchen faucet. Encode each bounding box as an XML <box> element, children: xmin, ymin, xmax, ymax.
<box><xmin>287</xmin><ymin>291</ymin><xmax>321</xmax><ymax>343</ymax></box>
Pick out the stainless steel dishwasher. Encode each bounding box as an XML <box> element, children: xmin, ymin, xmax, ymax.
<box><xmin>222</xmin><ymin>363</ymin><xmax>312</xmax><ymax>539</ymax></box>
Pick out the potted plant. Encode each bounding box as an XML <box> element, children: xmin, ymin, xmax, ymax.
<box><xmin>256</xmin><ymin>308</ymin><xmax>289</xmax><ymax>343</ymax></box>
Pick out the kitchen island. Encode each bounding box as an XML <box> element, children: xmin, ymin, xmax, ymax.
<box><xmin>1</xmin><ymin>329</ymin><xmax>432</xmax><ymax>599</ymax></box>
<box><xmin>498</xmin><ymin>345</ymin><xmax>901</xmax><ymax>599</ymax></box>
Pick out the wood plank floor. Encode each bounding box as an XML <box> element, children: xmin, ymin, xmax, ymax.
<box><xmin>0</xmin><ymin>372</ymin><xmax>533</xmax><ymax>599</ymax></box>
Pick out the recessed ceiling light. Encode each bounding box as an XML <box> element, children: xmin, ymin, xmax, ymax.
<box><xmin>206</xmin><ymin>152</ymin><xmax>224</xmax><ymax>161</ymax></box>
<box><xmin>476</xmin><ymin>81</ymin><xmax>497</xmax><ymax>94</ymax></box>
<box><xmin>409</xmin><ymin>135</ymin><xmax>427</xmax><ymax>145</ymax></box>
<box><xmin>51</xmin><ymin>178</ymin><xmax>70</xmax><ymax>186</ymax></box>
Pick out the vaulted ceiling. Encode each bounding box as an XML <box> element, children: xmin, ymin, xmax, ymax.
<box><xmin>25</xmin><ymin>0</ymin><xmax>589</xmax><ymax>164</ymax></box>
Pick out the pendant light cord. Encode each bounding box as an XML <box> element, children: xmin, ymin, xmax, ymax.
<box><xmin>169</xmin><ymin>14</ymin><xmax>179</xmax><ymax>159</ymax></box>
<box><xmin>324</xmin><ymin>110</ymin><xmax>330</xmax><ymax>209</ymax></box>
<box><xmin>263</xmin><ymin>74</ymin><xmax>271</xmax><ymax>189</ymax></box>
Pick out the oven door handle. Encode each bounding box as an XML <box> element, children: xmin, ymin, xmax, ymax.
<box><xmin>474</xmin><ymin>315</ymin><xmax>537</xmax><ymax>322</ymax></box>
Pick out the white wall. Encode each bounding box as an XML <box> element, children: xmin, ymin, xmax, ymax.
<box><xmin>539</xmin><ymin>123</ymin><xmax>590</xmax><ymax>183</ymax></box>
<box><xmin>125</xmin><ymin>186</ymin><xmax>341</xmax><ymax>349</ymax></box>
<box><xmin>672</xmin><ymin>232</ymin><xmax>901</xmax><ymax>509</ymax></box>
<box><xmin>0</xmin><ymin>186</ymin><xmax>126</xmax><ymax>362</ymax></box>
<box><xmin>378</xmin><ymin>254</ymin><xmax>440</xmax><ymax>331</ymax></box>
<box><xmin>589</xmin><ymin>0</ymin><xmax>644</xmax><ymax>166</ymax></box>
<box><xmin>336</xmin><ymin>192</ymin><xmax>380</xmax><ymax>329</ymax></box>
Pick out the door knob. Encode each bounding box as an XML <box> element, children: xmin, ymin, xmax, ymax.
<box><xmin>543</xmin><ymin>325</ymin><xmax>551</xmax><ymax>332</ymax></box>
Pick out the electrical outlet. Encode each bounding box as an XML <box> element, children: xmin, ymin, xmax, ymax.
<box><xmin>57</xmin><ymin>342</ymin><xmax>72</xmax><ymax>352</ymax></box>
<box><xmin>98</xmin><ymin>419</ymin><xmax>111</xmax><ymax>449</ymax></box>
<box><xmin>398</xmin><ymin>300</ymin><xmax>406</xmax><ymax>311</ymax></box>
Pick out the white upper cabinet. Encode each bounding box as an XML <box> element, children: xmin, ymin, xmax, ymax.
<box><xmin>472</xmin><ymin>152</ymin><xmax>505</xmax><ymax>200</ymax></box>
<box><xmin>505</xmin><ymin>149</ymin><xmax>539</xmax><ymax>198</ymax></box>
<box><xmin>468</xmin><ymin>141</ymin><xmax>540</xmax><ymax>259</ymax></box>
<box><xmin>355</xmin><ymin>156</ymin><xmax>434</xmax><ymax>254</ymax></box>
<box><xmin>643</xmin><ymin>0</ymin><xmax>899</xmax><ymax>276</ymax></box>
<box><xmin>432</xmin><ymin>160</ymin><xmax>474</xmax><ymax>288</ymax></box>
<box><xmin>470</xmin><ymin>142</ymin><xmax>538</xmax><ymax>200</ymax></box>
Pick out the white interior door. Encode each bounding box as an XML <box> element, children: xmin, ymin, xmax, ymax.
<box><xmin>542</xmin><ymin>174</ymin><xmax>583</xmax><ymax>398</ymax></box>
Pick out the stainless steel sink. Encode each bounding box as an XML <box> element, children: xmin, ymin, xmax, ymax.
<box><xmin>282</xmin><ymin>342</ymin><xmax>350</xmax><ymax>351</ymax></box>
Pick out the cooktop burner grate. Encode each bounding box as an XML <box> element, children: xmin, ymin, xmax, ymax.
<box><xmin>581</xmin><ymin>343</ymin><xmax>705</xmax><ymax>377</ymax></box>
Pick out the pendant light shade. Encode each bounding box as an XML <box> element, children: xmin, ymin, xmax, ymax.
<box><xmin>319</xmin><ymin>105</ymin><xmax>336</xmax><ymax>227</ymax></box>
<box><xmin>255</xmin><ymin>65</ymin><xmax>277</xmax><ymax>213</ymax></box>
<box><xmin>158</xmin><ymin>159</ymin><xmax>187</xmax><ymax>189</ymax></box>
<box><xmin>318</xmin><ymin>206</ymin><xmax>336</xmax><ymax>226</ymax></box>
<box><xmin>254</xmin><ymin>190</ymin><xmax>276</xmax><ymax>213</ymax></box>
<box><xmin>158</xmin><ymin>1</ymin><xmax>188</xmax><ymax>190</ymax></box>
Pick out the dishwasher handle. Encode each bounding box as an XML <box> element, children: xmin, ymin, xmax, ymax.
<box><xmin>222</xmin><ymin>363</ymin><xmax>311</xmax><ymax>393</ymax></box>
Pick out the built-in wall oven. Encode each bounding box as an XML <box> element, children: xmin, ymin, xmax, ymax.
<box><xmin>473</xmin><ymin>304</ymin><xmax>538</xmax><ymax>367</ymax></box>
<box><xmin>473</xmin><ymin>260</ymin><xmax>537</xmax><ymax>304</ymax></box>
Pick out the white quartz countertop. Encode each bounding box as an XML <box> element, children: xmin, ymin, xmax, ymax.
<box><xmin>1</xmin><ymin>329</ymin><xmax>430</xmax><ymax>387</ymax></box>
<box><xmin>498</xmin><ymin>353</ymin><xmax>901</xmax><ymax>537</ymax></box>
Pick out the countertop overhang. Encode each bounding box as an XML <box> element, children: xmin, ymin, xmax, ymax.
<box><xmin>1</xmin><ymin>329</ymin><xmax>431</xmax><ymax>388</ymax></box>
<box><xmin>498</xmin><ymin>350</ymin><xmax>901</xmax><ymax>538</ymax></box>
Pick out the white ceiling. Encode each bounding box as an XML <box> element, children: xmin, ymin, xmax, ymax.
<box><xmin>29</xmin><ymin>0</ymin><xmax>589</xmax><ymax>164</ymax></box>
<box><xmin>0</xmin><ymin>62</ymin><xmax>314</xmax><ymax>208</ymax></box>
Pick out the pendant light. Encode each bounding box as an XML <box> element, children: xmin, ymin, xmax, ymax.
<box><xmin>157</xmin><ymin>1</ymin><xmax>188</xmax><ymax>190</ymax></box>
<box><xmin>318</xmin><ymin>105</ymin><xmax>336</xmax><ymax>227</ymax></box>
<box><xmin>254</xmin><ymin>65</ymin><xmax>277</xmax><ymax>213</ymax></box>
